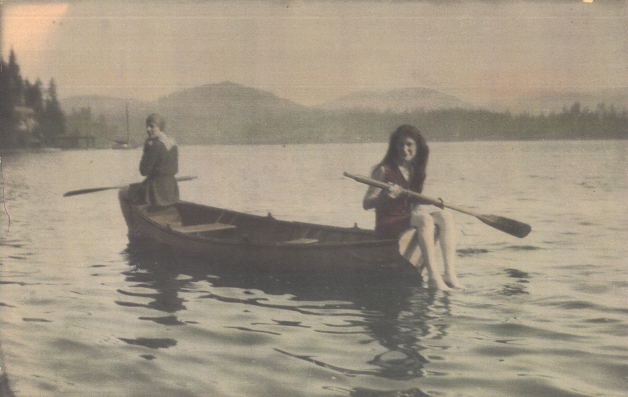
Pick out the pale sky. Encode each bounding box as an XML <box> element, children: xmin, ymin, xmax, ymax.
<box><xmin>2</xmin><ymin>0</ymin><xmax>627</xmax><ymax>107</ymax></box>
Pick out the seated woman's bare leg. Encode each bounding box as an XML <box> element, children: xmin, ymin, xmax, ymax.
<box><xmin>431</xmin><ymin>210</ymin><xmax>464</xmax><ymax>288</ymax></box>
<box><xmin>411</xmin><ymin>212</ymin><xmax>450</xmax><ymax>291</ymax></box>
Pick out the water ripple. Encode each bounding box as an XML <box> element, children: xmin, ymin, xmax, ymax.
<box><xmin>118</xmin><ymin>337</ymin><xmax>178</xmax><ymax>349</ymax></box>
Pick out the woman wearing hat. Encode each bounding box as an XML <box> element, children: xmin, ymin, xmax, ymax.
<box><xmin>119</xmin><ymin>113</ymin><xmax>179</xmax><ymax>236</ymax></box>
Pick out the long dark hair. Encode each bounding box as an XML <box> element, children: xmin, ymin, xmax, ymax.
<box><xmin>379</xmin><ymin>125</ymin><xmax>429</xmax><ymax>192</ymax></box>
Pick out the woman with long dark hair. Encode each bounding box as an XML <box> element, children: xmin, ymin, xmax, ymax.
<box><xmin>363</xmin><ymin>125</ymin><xmax>463</xmax><ymax>290</ymax></box>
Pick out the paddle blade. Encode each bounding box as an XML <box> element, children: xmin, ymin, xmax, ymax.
<box><xmin>63</xmin><ymin>187</ymin><xmax>117</xmax><ymax>197</ymax></box>
<box><xmin>477</xmin><ymin>214</ymin><xmax>531</xmax><ymax>238</ymax></box>
<box><xmin>175</xmin><ymin>176</ymin><xmax>197</xmax><ymax>183</ymax></box>
<box><xmin>63</xmin><ymin>176</ymin><xmax>197</xmax><ymax>197</ymax></box>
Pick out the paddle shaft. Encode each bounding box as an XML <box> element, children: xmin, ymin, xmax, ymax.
<box><xmin>344</xmin><ymin>172</ymin><xmax>531</xmax><ymax>238</ymax></box>
<box><xmin>63</xmin><ymin>176</ymin><xmax>197</xmax><ymax>197</ymax></box>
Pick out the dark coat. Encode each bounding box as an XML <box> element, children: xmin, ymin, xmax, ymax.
<box><xmin>138</xmin><ymin>133</ymin><xmax>179</xmax><ymax>206</ymax></box>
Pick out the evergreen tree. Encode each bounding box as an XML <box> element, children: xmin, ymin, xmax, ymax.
<box><xmin>7</xmin><ymin>49</ymin><xmax>24</xmax><ymax>106</ymax></box>
<box><xmin>23</xmin><ymin>79</ymin><xmax>45</xmax><ymax>143</ymax></box>
<box><xmin>42</xmin><ymin>78</ymin><xmax>66</xmax><ymax>144</ymax></box>
<box><xmin>0</xmin><ymin>49</ymin><xmax>25</xmax><ymax>148</ymax></box>
<box><xmin>0</xmin><ymin>57</ymin><xmax>12</xmax><ymax>148</ymax></box>
<box><xmin>25</xmin><ymin>79</ymin><xmax>45</xmax><ymax>116</ymax></box>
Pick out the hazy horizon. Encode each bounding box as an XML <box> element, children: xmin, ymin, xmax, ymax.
<box><xmin>2</xmin><ymin>0</ymin><xmax>627</xmax><ymax>111</ymax></box>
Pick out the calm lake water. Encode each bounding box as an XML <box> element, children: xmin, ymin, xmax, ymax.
<box><xmin>1</xmin><ymin>140</ymin><xmax>627</xmax><ymax>397</ymax></box>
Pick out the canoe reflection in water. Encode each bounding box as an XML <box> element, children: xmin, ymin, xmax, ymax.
<box><xmin>116</xmin><ymin>239</ymin><xmax>452</xmax><ymax>397</ymax></box>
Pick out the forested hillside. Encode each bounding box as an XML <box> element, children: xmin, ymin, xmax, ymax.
<box><xmin>3</xmin><ymin>50</ymin><xmax>627</xmax><ymax>150</ymax></box>
<box><xmin>60</xmin><ymin>84</ymin><xmax>628</xmax><ymax>146</ymax></box>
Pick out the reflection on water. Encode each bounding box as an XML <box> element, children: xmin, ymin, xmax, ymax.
<box><xmin>119</xmin><ymin>240</ymin><xmax>452</xmax><ymax>395</ymax></box>
<box><xmin>500</xmin><ymin>268</ymin><xmax>531</xmax><ymax>296</ymax></box>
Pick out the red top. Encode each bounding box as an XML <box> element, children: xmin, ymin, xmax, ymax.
<box><xmin>375</xmin><ymin>164</ymin><xmax>414</xmax><ymax>239</ymax></box>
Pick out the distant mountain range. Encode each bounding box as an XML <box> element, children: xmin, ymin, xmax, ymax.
<box><xmin>60</xmin><ymin>82</ymin><xmax>309</xmax><ymax>145</ymax></box>
<box><xmin>60</xmin><ymin>81</ymin><xmax>628</xmax><ymax>146</ymax></box>
<box><xmin>319</xmin><ymin>87</ymin><xmax>474</xmax><ymax>112</ymax></box>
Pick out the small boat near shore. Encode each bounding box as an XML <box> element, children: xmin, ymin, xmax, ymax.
<box><xmin>111</xmin><ymin>140</ymin><xmax>139</xmax><ymax>150</ymax></box>
<box><xmin>112</xmin><ymin>102</ymin><xmax>139</xmax><ymax>150</ymax></box>
<box><xmin>126</xmin><ymin>201</ymin><xmax>413</xmax><ymax>269</ymax></box>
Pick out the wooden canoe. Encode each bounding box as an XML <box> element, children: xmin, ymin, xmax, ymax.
<box><xmin>128</xmin><ymin>201</ymin><xmax>413</xmax><ymax>269</ymax></box>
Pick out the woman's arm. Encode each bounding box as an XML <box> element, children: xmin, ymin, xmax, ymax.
<box><xmin>363</xmin><ymin>166</ymin><xmax>384</xmax><ymax>210</ymax></box>
<box><xmin>362</xmin><ymin>166</ymin><xmax>405</xmax><ymax>210</ymax></box>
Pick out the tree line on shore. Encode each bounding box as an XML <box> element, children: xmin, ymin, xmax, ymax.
<box><xmin>311</xmin><ymin>103</ymin><xmax>627</xmax><ymax>144</ymax></box>
<box><xmin>1</xmin><ymin>50</ymin><xmax>113</xmax><ymax>150</ymax></box>
<box><xmin>191</xmin><ymin>103</ymin><xmax>627</xmax><ymax>144</ymax></box>
<box><xmin>0</xmin><ymin>50</ymin><xmax>66</xmax><ymax>149</ymax></box>
<box><xmin>2</xmin><ymin>50</ymin><xmax>626</xmax><ymax>150</ymax></box>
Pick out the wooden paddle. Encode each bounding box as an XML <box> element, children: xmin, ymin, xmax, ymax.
<box><xmin>344</xmin><ymin>172</ymin><xmax>531</xmax><ymax>238</ymax></box>
<box><xmin>63</xmin><ymin>176</ymin><xmax>197</xmax><ymax>197</ymax></box>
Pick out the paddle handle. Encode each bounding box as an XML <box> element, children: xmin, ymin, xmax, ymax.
<box><xmin>344</xmin><ymin>172</ymin><xmax>478</xmax><ymax>216</ymax></box>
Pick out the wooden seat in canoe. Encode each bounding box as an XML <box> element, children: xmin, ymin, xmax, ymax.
<box><xmin>282</xmin><ymin>238</ymin><xmax>319</xmax><ymax>245</ymax></box>
<box><xmin>170</xmin><ymin>223</ymin><xmax>237</xmax><ymax>234</ymax></box>
<box><xmin>146</xmin><ymin>206</ymin><xmax>182</xmax><ymax>226</ymax></box>
<box><xmin>281</xmin><ymin>226</ymin><xmax>319</xmax><ymax>244</ymax></box>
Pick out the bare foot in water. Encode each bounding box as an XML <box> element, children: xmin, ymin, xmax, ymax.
<box><xmin>444</xmin><ymin>274</ymin><xmax>465</xmax><ymax>289</ymax></box>
<box><xmin>428</xmin><ymin>277</ymin><xmax>451</xmax><ymax>291</ymax></box>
